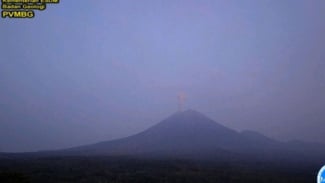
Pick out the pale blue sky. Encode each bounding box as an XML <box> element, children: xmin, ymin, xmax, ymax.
<box><xmin>1</xmin><ymin>0</ymin><xmax>325</xmax><ymax>152</ymax></box>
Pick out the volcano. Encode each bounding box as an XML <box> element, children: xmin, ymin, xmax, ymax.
<box><xmin>2</xmin><ymin>109</ymin><xmax>325</xmax><ymax>162</ymax></box>
<box><xmin>59</xmin><ymin>110</ymin><xmax>293</xmax><ymax>159</ymax></box>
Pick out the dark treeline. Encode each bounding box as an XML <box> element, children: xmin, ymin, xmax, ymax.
<box><xmin>0</xmin><ymin>156</ymin><xmax>320</xmax><ymax>183</ymax></box>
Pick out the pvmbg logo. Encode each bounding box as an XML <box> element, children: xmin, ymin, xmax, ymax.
<box><xmin>318</xmin><ymin>165</ymin><xmax>325</xmax><ymax>183</ymax></box>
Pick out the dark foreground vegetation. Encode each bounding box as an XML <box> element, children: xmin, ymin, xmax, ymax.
<box><xmin>0</xmin><ymin>156</ymin><xmax>321</xmax><ymax>183</ymax></box>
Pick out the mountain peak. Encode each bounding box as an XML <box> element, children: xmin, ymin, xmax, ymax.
<box><xmin>168</xmin><ymin>109</ymin><xmax>235</xmax><ymax>131</ymax></box>
<box><xmin>154</xmin><ymin>109</ymin><xmax>225</xmax><ymax>130</ymax></box>
<box><xmin>171</xmin><ymin>109</ymin><xmax>208</xmax><ymax>119</ymax></box>
<box><xmin>137</xmin><ymin>109</ymin><xmax>240</xmax><ymax>147</ymax></box>
<box><xmin>63</xmin><ymin>109</ymin><xmax>283</xmax><ymax>157</ymax></box>
<box><xmin>176</xmin><ymin>109</ymin><xmax>203</xmax><ymax>115</ymax></box>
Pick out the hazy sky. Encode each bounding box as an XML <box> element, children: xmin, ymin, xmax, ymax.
<box><xmin>1</xmin><ymin>0</ymin><xmax>325</xmax><ymax>152</ymax></box>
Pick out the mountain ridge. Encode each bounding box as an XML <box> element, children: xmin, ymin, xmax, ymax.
<box><xmin>1</xmin><ymin>109</ymin><xmax>324</xmax><ymax>163</ymax></box>
<box><xmin>57</xmin><ymin>110</ymin><xmax>311</xmax><ymax>159</ymax></box>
